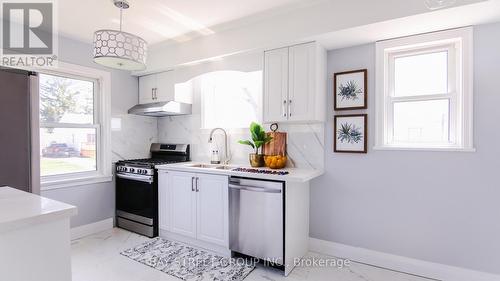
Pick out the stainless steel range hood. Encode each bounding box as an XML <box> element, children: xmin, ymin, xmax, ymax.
<box><xmin>128</xmin><ymin>101</ymin><xmax>192</xmax><ymax>117</ymax></box>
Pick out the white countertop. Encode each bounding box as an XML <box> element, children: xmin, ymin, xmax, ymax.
<box><xmin>156</xmin><ymin>162</ymin><xmax>324</xmax><ymax>183</ymax></box>
<box><xmin>0</xmin><ymin>186</ymin><xmax>77</xmax><ymax>233</ymax></box>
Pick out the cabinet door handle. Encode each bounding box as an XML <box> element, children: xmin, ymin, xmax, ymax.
<box><xmin>191</xmin><ymin>177</ymin><xmax>195</xmax><ymax>192</ymax></box>
<box><xmin>282</xmin><ymin>100</ymin><xmax>287</xmax><ymax>117</ymax></box>
<box><xmin>154</xmin><ymin>88</ymin><xmax>158</xmax><ymax>100</ymax></box>
<box><xmin>288</xmin><ymin>99</ymin><xmax>292</xmax><ymax>117</ymax></box>
<box><xmin>195</xmin><ymin>177</ymin><xmax>199</xmax><ymax>192</ymax></box>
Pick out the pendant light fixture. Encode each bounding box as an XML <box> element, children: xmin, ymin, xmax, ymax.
<box><xmin>93</xmin><ymin>0</ymin><xmax>147</xmax><ymax>71</ymax></box>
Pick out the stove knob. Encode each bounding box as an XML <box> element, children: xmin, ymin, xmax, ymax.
<box><xmin>143</xmin><ymin>170</ymin><xmax>149</xmax><ymax>175</ymax></box>
<box><xmin>129</xmin><ymin>168</ymin><xmax>135</xmax><ymax>173</ymax></box>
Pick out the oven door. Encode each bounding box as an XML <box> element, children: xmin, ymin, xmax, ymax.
<box><xmin>116</xmin><ymin>172</ymin><xmax>157</xmax><ymax>226</ymax></box>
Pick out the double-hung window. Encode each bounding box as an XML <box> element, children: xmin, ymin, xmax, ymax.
<box><xmin>375</xmin><ymin>27</ymin><xmax>474</xmax><ymax>151</ymax></box>
<box><xmin>39</xmin><ymin>63</ymin><xmax>111</xmax><ymax>189</ymax></box>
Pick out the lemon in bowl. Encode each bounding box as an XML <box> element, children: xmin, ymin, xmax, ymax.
<box><xmin>264</xmin><ymin>155</ymin><xmax>287</xmax><ymax>169</ymax></box>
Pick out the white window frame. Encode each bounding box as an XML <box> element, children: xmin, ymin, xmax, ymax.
<box><xmin>375</xmin><ymin>27</ymin><xmax>474</xmax><ymax>151</ymax></box>
<box><xmin>36</xmin><ymin>62</ymin><xmax>112</xmax><ymax>190</ymax></box>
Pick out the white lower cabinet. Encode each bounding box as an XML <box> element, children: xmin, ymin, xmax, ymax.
<box><xmin>158</xmin><ymin>171</ymin><xmax>170</xmax><ymax>231</ymax></box>
<box><xmin>196</xmin><ymin>174</ymin><xmax>229</xmax><ymax>245</ymax></box>
<box><xmin>158</xmin><ymin>171</ymin><xmax>229</xmax><ymax>248</ymax></box>
<box><xmin>169</xmin><ymin>171</ymin><xmax>197</xmax><ymax>238</ymax></box>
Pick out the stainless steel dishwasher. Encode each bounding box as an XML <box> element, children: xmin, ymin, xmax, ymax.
<box><xmin>229</xmin><ymin>177</ymin><xmax>284</xmax><ymax>265</ymax></box>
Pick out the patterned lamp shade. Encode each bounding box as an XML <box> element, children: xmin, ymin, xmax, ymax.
<box><xmin>93</xmin><ymin>29</ymin><xmax>147</xmax><ymax>71</ymax></box>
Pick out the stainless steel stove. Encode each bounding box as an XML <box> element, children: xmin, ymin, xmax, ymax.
<box><xmin>115</xmin><ymin>143</ymin><xmax>190</xmax><ymax>237</ymax></box>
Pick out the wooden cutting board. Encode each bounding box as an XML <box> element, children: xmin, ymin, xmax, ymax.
<box><xmin>263</xmin><ymin>124</ymin><xmax>287</xmax><ymax>156</ymax></box>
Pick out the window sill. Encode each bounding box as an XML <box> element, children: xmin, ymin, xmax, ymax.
<box><xmin>41</xmin><ymin>174</ymin><xmax>113</xmax><ymax>191</ymax></box>
<box><xmin>373</xmin><ymin>145</ymin><xmax>476</xmax><ymax>152</ymax></box>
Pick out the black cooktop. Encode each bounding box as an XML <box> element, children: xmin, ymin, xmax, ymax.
<box><xmin>118</xmin><ymin>158</ymin><xmax>181</xmax><ymax>167</ymax></box>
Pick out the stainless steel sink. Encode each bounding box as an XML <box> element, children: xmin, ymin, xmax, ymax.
<box><xmin>187</xmin><ymin>164</ymin><xmax>219</xmax><ymax>168</ymax></box>
<box><xmin>215</xmin><ymin>165</ymin><xmax>237</xmax><ymax>170</ymax></box>
<box><xmin>186</xmin><ymin>163</ymin><xmax>238</xmax><ymax>170</ymax></box>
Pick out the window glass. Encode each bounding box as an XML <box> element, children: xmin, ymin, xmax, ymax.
<box><xmin>393</xmin><ymin>99</ymin><xmax>450</xmax><ymax>143</ymax></box>
<box><xmin>39</xmin><ymin>73</ymin><xmax>98</xmax><ymax>177</ymax></box>
<box><xmin>40</xmin><ymin>128</ymin><xmax>97</xmax><ymax>176</ymax></box>
<box><xmin>394</xmin><ymin>51</ymin><xmax>448</xmax><ymax>97</ymax></box>
<box><xmin>39</xmin><ymin>73</ymin><xmax>94</xmax><ymax>124</ymax></box>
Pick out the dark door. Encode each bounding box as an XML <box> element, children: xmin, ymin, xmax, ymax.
<box><xmin>0</xmin><ymin>69</ymin><xmax>32</xmax><ymax>192</ymax></box>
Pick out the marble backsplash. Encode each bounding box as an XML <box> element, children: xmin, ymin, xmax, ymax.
<box><xmin>111</xmin><ymin>114</ymin><xmax>158</xmax><ymax>162</ymax></box>
<box><xmin>158</xmin><ymin>114</ymin><xmax>325</xmax><ymax>170</ymax></box>
<box><xmin>110</xmin><ymin>111</ymin><xmax>325</xmax><ymax>170</ymax></box>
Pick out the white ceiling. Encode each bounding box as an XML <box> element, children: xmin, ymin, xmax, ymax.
<box><xmin>57</xmin><ymin>0</ymin><xmax>308</xmax><ymax>46</ymax></box>
<box><xmin>138</xmin><ymin>0</ymin><xmax>492</xmax><ymax>73</ymax></box>
<box><xmin>317</xmin><ymin>0</ymin><xmax>500</xmax><ymax>50</ymax></box>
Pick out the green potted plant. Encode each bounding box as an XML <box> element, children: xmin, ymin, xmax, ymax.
<box><xmin>238</xmin><ymin>122</ymin><xmax>273</xmax><ymax>167</ymax></box>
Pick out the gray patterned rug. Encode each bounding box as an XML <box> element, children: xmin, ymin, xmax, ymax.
<box><xmin>121</xmin><ymin>237</ymin><xmax>255</xmax><ymax>281</ymax></box>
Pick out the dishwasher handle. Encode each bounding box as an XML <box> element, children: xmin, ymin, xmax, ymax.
<box><xmin>228</xmin><ymin>183</ymin><xmax>281</xmax><ymax>194</ymax></box>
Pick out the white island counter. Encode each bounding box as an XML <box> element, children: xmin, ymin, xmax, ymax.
<box><xmin>0</xmin><ymin>186</ymin><xmax>77</xmax><ymax>281</ymax></box>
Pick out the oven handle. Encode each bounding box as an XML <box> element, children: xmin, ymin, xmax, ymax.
<box><xmin>117</xmin><ymin>173</ymin><xmax>153</xmax><ymax>183</ymax></box>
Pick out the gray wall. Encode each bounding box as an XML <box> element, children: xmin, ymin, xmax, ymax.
<box><xmin>41</xmin><ymin>36</ymin><xmax>157</xmax><ymax>228</ymax></box>
<box><xmin>310</xmin><ymin>22</ymin><xmax>500</xmax><ymax>274</ymax></box>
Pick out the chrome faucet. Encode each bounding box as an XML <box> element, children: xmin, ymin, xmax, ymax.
<box><xmin>208</xmin><ymin>128</ymin><xmax>231</xmax><ymax>165</ymax></box>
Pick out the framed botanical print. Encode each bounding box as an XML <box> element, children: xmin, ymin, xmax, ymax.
<box><xmin>334</xmin><ymin>69</ymin><xmax>367</xmax><ymax>110</ymax></box>
<box><xmin>334</xmin><ymin>114</ymin><xmax>367</xmax><ymax>153</ymax></box>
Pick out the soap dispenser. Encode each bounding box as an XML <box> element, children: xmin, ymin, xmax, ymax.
<box><xmin>210</xmin><ymin>150</ymin><xmax>221</xmax><ymax>164</ymax></box>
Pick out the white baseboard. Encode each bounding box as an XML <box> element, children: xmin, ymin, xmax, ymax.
<box><xmin>309</xmin><ymin>238</ymin><xmax>500</xmax><ymax>281</ymax></box>
<box><xmin>71</xmin><ymin>218</ymin><xmax>114</xmax><ymax>240</ymax></box>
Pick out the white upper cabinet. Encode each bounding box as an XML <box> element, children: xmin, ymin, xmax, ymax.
<box><xmin>264</xmin><ymin>47</ymin><xmax>289</xmax><ymax>123</ymax></box>
<box><xmin>288</xmin><ymin>43</ymin><xmax>316</xmax><ymax>121</ymax></box>
<box><xmin>138</xmin><ymin>74</ymin><xmax>156</xmax><ymax>104</ymax></box>
<box><xmin>138</xmin><ymin>70</ymin><xmax>175</xmax><ymax>104</ymax></box>
<box><xmin>263</xmin><ymin>42</ymin><xmax>326</xmax><ymax>123</ymax></box>
<box><xmin>155</xmin><ymin>71</ymin><xmax>175</xmax><ymax>102</ymax></box>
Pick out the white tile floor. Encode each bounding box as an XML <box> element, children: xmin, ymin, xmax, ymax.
<box><xmin>71</xmin><ymin>228</ymin><xmax>435</xmax><ymax>281</ymax></box>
